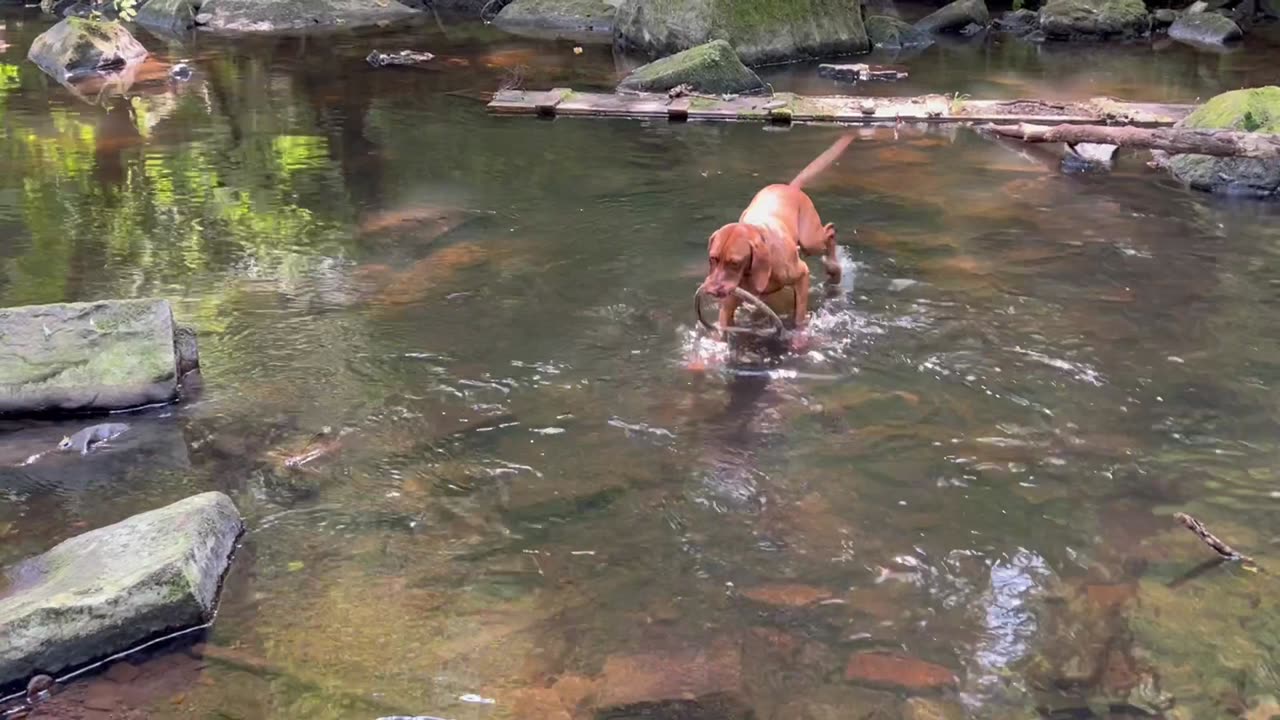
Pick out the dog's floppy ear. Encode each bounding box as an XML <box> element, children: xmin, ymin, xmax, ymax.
<box><xmin>747</xmin><ymin>230</ymin><xmax>772</xmax><ymax>295</ymax></box>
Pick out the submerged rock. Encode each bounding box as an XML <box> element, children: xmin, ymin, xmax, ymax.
<box><xmin>1168</xmin><ymin>11</ymin><xmax>1242</xmax><ymax>45</ymax></box>
<box><xmin>0</xmin><ymin>298</ymin><xmax>198</xmax><ymax>416</ymax></box>
<box><xmin>0</xmin><ymin>492</ymin><xmax>242</xmax><ymax>687</ymax></box>
<box><xmin>616</xmin><ymin>39</ymin><xmax>765</xmax><ymax>94</ymax></box>
<box><xmin>866</xmin><ymin>15</ymin><xmax>934</xmax><ymax>48</ymax></box>
<box><xmin>844</xmin><ymin>652</ymin><xmax>958</xmax><ymax>692</ymax></box>
<box><xmin>1167</xmin><ymin>86</ymin><xmax>1280</xmax><ymax>196</ymax></box>
<box><xmin>493</xmin><ymin>0</ymin><xmax>617</xmax><ymax>41</ymax></box>
<box><xmin>614</xmin><ymin>0</ymin><xmax>869</xmax><ymax>66</ymax></box>
<box><xmin>26</xmin><ymin>17</ymin><xmax>147</xmax><ymax>85</ymax></box>
<box><xmin>1038</xmin><ymin>0</ymin><xmax>1149</xmax><ymax>38</ymax></box>
<box><xmin>915</xmin><ymin>0</ymin><xmax>989</xmax><ymax>35</ymax></box>
<box><xmin>596</xmin><ymin>639</ymin><xmax>750</xmax><ymax>717</ymax></box>
<box><xmin>138</xmin><ymin>0</ymin><xmax>418</xmax><ymax>33</ymax></box>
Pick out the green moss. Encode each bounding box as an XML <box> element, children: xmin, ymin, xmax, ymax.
<box><xmin>1181</xmin><ymin>86</ymin><xmax>1280</xmax><ymax>132</ymax></box>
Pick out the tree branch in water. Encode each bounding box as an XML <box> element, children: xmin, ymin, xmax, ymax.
<box><xmin>1174</xmin><ymin>512</ymin><xmax>1254</xmax><ymax>564</ymax></box>
<box><xmin>982</xmin><ymin>123</ymin><xmax>1280</xmax><ymax>160</ymax></box>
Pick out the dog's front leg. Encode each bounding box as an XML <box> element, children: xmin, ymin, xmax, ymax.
<box><xmin>717</xmin><ymin>294</ymin><xmax>742</xmax><ymax>337</ymax></box>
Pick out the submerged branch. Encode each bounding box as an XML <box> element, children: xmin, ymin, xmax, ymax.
<box><xmin>1174</xmin><ymin>512</ymin><xmax>1255</xmax><ymax>564</ymax></box>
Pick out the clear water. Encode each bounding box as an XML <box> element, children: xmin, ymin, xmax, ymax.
<box><xmin>3</xmin><ymin>7</ymin><xmax>1280</xmax><ymax>719</ymax></box>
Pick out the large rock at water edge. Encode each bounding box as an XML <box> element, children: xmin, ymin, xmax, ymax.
<box><xmin>1168</xmin><ymin>11</ymin><xmax>1242</xmax><ymax>45</ymax></box>
<box><xmin>866</xmin><ymin>15</ymin><xmax>934</xmax><ymax>48</ymax></box>
<box><xmin>493</xmin><ymin>0</ymin><xmax>618</xmax><ymax>40</ymax></box>
<box><xmin>135</xmin><ymin>0</ymin><xmax>198</xmax><ymax>33</ymax></box>
<box><xmin>915</xmin><ymin>0</ymin><xmax>989</xmax><ymax>35</ymax></box>
<box><xmin>27</xmin><ymin>18</ymin><xmax>147</xmax><ymax>85</ymax></box>
<box><xmin>617</xmin><ymin>39</ymin><xmax>765</xmax><ymax>94</ymax></box>
<box><xmin>1168</xmin><ymin>86</ymin><xmax>1280</xmax><ymax>196</ymax></box>
<box><xmin>0</xmin><ymin>298</ymin><xmax>199</xmax><ymax>416</ymax></box>
<box><xmin>1038</xmin><ymin>0</ymin><xmax>1149</xmax><ymax>37</ymax></box>
<box><xmin>614</xmin><ymin>0</ymin><xmax>869</xmax><ymax>66</ymax></box>
<box><xmin>0</xmin><ymin>493</ymin><xmax>242</xmax><ymax>687</ymax></box>
<box><xmin>138</xmin><ymin>0</ymin><xmax>418</xmax><ymax>33</ymax></box>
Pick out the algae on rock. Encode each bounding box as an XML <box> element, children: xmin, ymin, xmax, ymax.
<box><xmin>0</xmin><ymin>492</ymin><xmax>243</xmax><ymax>687</ymax></box>
<box><xmin>617</xmin><ymin>39</ymin><xmax>766</xmax><ymax>94</ymax></box>
<box><xmin>0</xmin><ymin>299</ymin><xmax>194</xmax><ymax>416</ymax></box>
<box><xmin>1038</xmin><ymin>0</ymin><xmax>1149</xmax><ymax>38</ymax></box>
<box><xmin>614</xmin><ymin>0</ymin><xmax>869</xmax><ymax>65</ymax></box>
<box><xmin>1167</xmin><ymin>86</ymin><xmax>1280</xmax><ymax>196</ymax></box>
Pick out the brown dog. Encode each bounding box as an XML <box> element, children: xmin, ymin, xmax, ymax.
<box><xmin>700</xmin><ymin>133</ymin><xmax>854</xmax><ymax>341</ymax></box>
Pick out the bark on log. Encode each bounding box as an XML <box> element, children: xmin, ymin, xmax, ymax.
<box><xmin>983</xmin><ymin>122</ymin><xmax>1280</xmax><ymax>159</ymax></box>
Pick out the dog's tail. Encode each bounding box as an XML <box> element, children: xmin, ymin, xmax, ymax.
<box><xmin>788</xmin><ymin>132</ymin><xmax>855</xmax><ymax>190</ymax></box>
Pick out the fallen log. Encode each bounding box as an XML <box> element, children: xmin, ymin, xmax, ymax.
<box><xmin>983</xmin><ymin>122</ymin><xmax>1280</xmax><ymax>159</ymax></box>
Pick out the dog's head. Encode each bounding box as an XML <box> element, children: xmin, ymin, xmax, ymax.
<box><xmin>702</xmin><ymin>223</ymin><xmax>771</xmax><ymax>299</ymax></box>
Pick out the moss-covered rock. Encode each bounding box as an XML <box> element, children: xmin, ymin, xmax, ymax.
<box><xmin>0</xmin><ymin>493</ymin><xmax>242</xmax><ymax>687</ymax></box>
<box><xmin>139</xmin><ymin>0</ymin><xmax>419</xmax><ymax>33</ymax></box>
<box><xmin>493</xmin><ymin>0</ymin><xmax>617</xmax><ymax>41</ymax></box>
<box><xmin>617</xmin><ymin>39</ymin><xmax>765</xmax><ymax>94</ymax></box>
<box><xmin>1167</xmin><ymin>11</ymin><xmax>1242</xmax><ymax>45</ymax></box>
<box><xmin>914</xmin><ymin>0</ymin><xmax>989</xmax><ymax>35</ymax></box>
<box><xmin>0</xmin><ymin>298</ymin><xmax>193</xmax><ymax>416</ymax></box>
<box><xmin>614</xmin><ymin>0</ymin><xmax>869</xmax><ymax>66</ymax></box>
<box><xmin>866</xmin><ymin>15</ymin><xmax>934</xmax><ymax>47</ymax></box>
<box><xmin>1038</xmin><ymin>0</ymin><xmax>1149</xmax><ymax>38</ymax></box>
<box><xmin>26</xmin><ymin>17</ymin><xmax>148</xmax><ymax>85</ymax></box>
<box><xmin>135</xmin><ymin>0</ymin><xmax>199</xmax><ymax>33</ymax></box>
<box><xmin>1168</xmin><ymin>87</ymin><xmax>1280</xmax><ymax>196</ymax></box>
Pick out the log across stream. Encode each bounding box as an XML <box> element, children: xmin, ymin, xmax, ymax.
<box><xmin>488</xmin><ymin>89</ymin><xmax>1195</xmax><ymax>127</ymax></box>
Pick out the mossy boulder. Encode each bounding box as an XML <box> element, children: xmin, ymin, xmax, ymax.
<box><xmin>493</xmin><ymin>0</ymin><xmax>618</xmax><ymax>40</ymax></box>
<box><xmin>617</xmin><ymin>39</ymin><xmax>765</xmax><ymax>94</ymax></box>
<box><xmin>138</xmin><ymin>0</ymin><xmax>418</xmax><ymax>33</ymax></box>
<box><xmin>614</xmin><ymin>0</ymin><xmax>869</xmax><ymax>66</ymax></box>
<box><xmin>135</xmin><ymin>0</ymin><xmax>199</xmax><ymax>33</ymax></box>
<box><xmin>1038</xmin><ymin>0</ymin><xmax>1149</xmax><ymax>38</ymax></box>
<box><xmin>914</xmin><ymin>0</ymin><xmax>989</xmax><ymax>35</ymax></box>
<box><xmin>866</xmin><ymin>15</ymin><xmax>934</xmax><ymax>47</ymax></box>
<box><xmin>1168</xmin><ymin>11</ymin><xmax>1242</xmax><ymax>45</ymax></box>
<box><xmin>0</xmin><ymin>298</ymin><xmax>198</xmax><ymax>416</ymax></box>
<box><xmin>0</xmin><ymin>493</ymin><xmax>242</xmax><ymax>688</ymax></box>
<box><xmin>26</xmin><ymin>17</ymin><xmax>147</xmax><ymax>85</ymax></box>
<box><xmin>1168</xmin><ymin>86</ymin><xmax>1280</xmax><ymax>196</ymax></box>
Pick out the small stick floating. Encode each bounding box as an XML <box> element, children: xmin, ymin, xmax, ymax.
<box><xmin>1174</xmin><ymin>512</ymin><xmax>1255</xmax><ymax>564</ymax></box>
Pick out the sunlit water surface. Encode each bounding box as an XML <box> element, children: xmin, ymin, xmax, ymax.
<box><xmin>2</xmin><ymin>7</ymin><xmax>1280</xmax><ymax>720</ymax></box>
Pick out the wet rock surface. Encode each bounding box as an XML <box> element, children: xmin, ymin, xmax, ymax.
<box><xmin>0</xmin><ymin>493</ymin><xmax>242</xmax><ymax>688</ymax></box>
<box><xmin>138</xmin><ymin>0</ymin><xmax>419</xmax><ymax>33</ymax></box>
<box><xmin>915</xmin><ymin>0</ymin><xmax>989</xmax><ymax>35</ymax></box>
<box><xmin>26</xmin><ymin>18</ymin><xmax>147</xmax><ymax>85</ymax></box>
<box><xmin>1167</xmin><ymin>86</ymin><xmax>1280</xmax><ymax>196</ymax></box>
<box><xmin>616</xmin><ymin>39</ymin><xmax>765</xmax><ymax>95</ymax></box>
<box><xmin>1038</xmin><ymin>0</ymin><xmax>1149</xmax><ymax>38</ymax></box>
<box><xmin>0</xmin><ymin>299</ymin><xmax>191</xmax><ymax>416</ymax></box>
<box><xmin>613</xmin><ymin>0</ymin><xmax>869</xmax><ymax>65</ymax></box>
<box><xmin>493</xmin><ymin>0</ymin><xmax>618</xmax><ymax>41</ymax></box>
<box><xmin>1168</xmin><ymin>11</ymin><xmax>1243</xmax><ymax>45</ymax></box>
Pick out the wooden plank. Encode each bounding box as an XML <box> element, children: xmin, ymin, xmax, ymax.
<box><xmin>535</xmin><ymin>88</ymin><xmax>572</xmax><ymax>116</ymax></box>
<box><xmin>487</xmin><ymin>90</ymin><xmax>1196</xmax><ymax>128</ymax></box>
